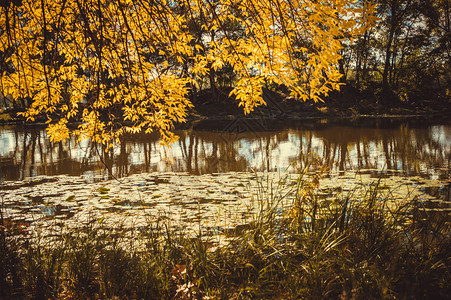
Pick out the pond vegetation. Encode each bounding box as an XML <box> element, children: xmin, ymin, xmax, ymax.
<box><xmin>1</xmin><ymin>158</ymin><xmax>450</xmax><ymax>299</ymax></box>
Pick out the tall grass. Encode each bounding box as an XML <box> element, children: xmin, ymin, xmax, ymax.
<box><xmin>1</xmin><ymin>162</ymin><xmax>450</xmax><ymax>299</ymax></box>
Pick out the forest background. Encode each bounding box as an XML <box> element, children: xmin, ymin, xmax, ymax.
<box><xmin>0</xmin><ymin>0</ymin><xmax>450</xmax><ymax>144</ymax></box>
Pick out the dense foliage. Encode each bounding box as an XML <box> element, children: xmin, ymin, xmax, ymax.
<box><xmin>1</xmin><ymin>0</ymin><xmax>450</xmax><ymax>143</ymax></box>
<box><xmin>0</xmin><ymin>0</ymin><xmax>376</xmax><ymax>143</ymax></box>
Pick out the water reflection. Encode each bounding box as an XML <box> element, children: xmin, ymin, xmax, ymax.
<box><xmin>0</xmin><ymin>118</ymin><xmax>449</xmax><ymax>181</ymax></box>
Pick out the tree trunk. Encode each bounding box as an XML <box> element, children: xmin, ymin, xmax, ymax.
<box><xmin>356</xmin><ymin>30</ymin><xmax>369</xmax><ymax>86</ymax></box>
<box><xmin>382</xmin><ymin>0</ymin><xmax>399</xmax><ymax>92</ymax></box>
<box><xmin>209</xmin><ymin>70</ymin><xmax>218</xmax><ymax>101</ymax></box>
<box><xmin>382</xmin><ymin>29</ymin><xmax>395</xmax><ymax>92</ymax></box>
<box><xmin>209</xmin><ymin>30</ymin><xmax>218</xmax><ymax>101</ymax></box>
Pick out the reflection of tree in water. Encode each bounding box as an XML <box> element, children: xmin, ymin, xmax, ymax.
<box><xmin>0</xmin><ymin>126</ymin><xmax>117</xmax><ymax>180</ymax></box>
<box><xmin>0</xmin><ymin>121</ymin><xmax>449</xmax><ymax>180</ymax></box>
<box><xmin>177</xmin><ymin>132</ymin><xmax>249</xmax><ymax>174</ymax></box>
<box><xmin>311</xmin><ymin>124</ymin><xmax>450</xmax><ymax>178</ymax></box>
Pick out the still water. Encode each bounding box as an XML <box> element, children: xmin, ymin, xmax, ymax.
<box><xmin>0</xmin><ymin>117</ymin><xmax>450</xmax><ymax>182</ymax></box>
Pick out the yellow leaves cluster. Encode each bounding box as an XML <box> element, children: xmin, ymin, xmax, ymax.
<box><xmin>0</xmin><ymin>0</ymin><xmax>376</xmax><ymax>145</ymax></box>
<box><xmin>231</xmin><ymin>77</ymin><xmax>266</xmax><ymax>114</ymax></box>
<box><xmin>201</xmin><ymin>0</ymin><xmax>376</xmax><ymax>104</ymax></box>
<box><xmin>47</xmin><ymin>119</ymin><xmax>70</xmax><ymax>143</ymax></box>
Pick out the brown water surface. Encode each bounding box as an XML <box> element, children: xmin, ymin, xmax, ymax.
<box><xmin>0</xmin><ymin>118</ymin><xmax>449</xmax><ymax>181</ymax></box>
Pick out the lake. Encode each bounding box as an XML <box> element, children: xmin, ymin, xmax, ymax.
<box><xmin>0</xmin><ymin>117</ymin><xmax>450</xmax><ymax>182</ymax></box>
<box><xmin>1</xmin><ymin>116</ymin><xmax>450</xmax><ymax>237</ymax></box>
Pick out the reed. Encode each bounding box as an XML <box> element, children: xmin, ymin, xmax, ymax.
<box><xmin>0</xmin><ymin>165</ymin><xmax>449</xmax><ymax>299</ymax></box>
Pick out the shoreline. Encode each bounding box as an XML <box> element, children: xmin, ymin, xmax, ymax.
<box><xmin>0</xmin><ymin>109</ymin><xmax>449</xmax><ymax>128</ymax></box>
<box><xmin>1</xmin><ymin>86</ymin><xmax>450</xmax><ymax>127</ymax></box>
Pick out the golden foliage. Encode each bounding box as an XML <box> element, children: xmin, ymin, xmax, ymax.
<box><xmin>0</xmin><ymin>0</ymin><xmax>376</xmax><ymax>144</ymax></box>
